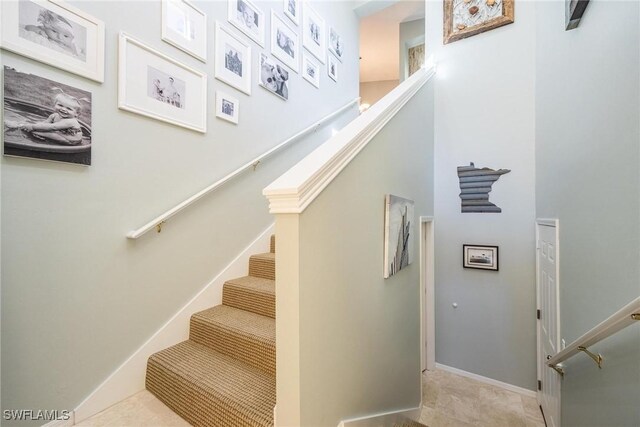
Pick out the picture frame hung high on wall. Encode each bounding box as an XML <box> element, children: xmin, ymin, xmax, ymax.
<box><xmin>0</xmin><ymin>0</ymin><xmax>105</xmax><ymax>82</ymax></box>
<box><xmin>161</xmin><ymin>0</ymin><xmax>207</xmax><ymax>62</ymax></box>
<box><xmin>302</xmin><ymin>3</ymin><xmax>326</xmax><ymax>64</ymax></box>
<box><xmin>283</xmin><ymin>0</ymin><xmax>300</xmax><ymax>25</ymax></box>
<box><xmin>328</xmin><ymin>27</ymin><xmax>344</xmax><ymax>62</ymax></box>
<box><xmin>463</xmin><ymin>244</ymin><xmax>499</xmax><ymax>271</ymax></box>
<box><xmin>118</xmin><ymin>32</ymin><xmax>207</xmax><ymax>133</ymax></box>
<box><xmin>271</xmin><ymin>10</ymin><xmax>299</xmax><ymax>73</ymax></box>
<box><xmin>227</xmin><ymin>0</ymin><xmax>265</xmax><ymax>47</ymax></box>
<box><xmin>215</xmin><ymin>22</ymin><xmax>252</xmax><ymax>95</ymax></box>
<box><xmin>443</xmin><ymin>0</ymin><xmax>514</xmax><ymax>45</ymax></box>
<box><xmin>302</xmin><ymin>52</ymin><xmax>320</xmax><ymax>88</ymax></box>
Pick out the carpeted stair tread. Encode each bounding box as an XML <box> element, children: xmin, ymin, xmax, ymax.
<box><xmin>270</xmin><ymin>235</ymin><xmax>275</xmax><ymax>253</ymax></box>
<box><xmin>394</xmin><ymin>418</ymin><xmax>428</xmax><ymax>427</ymax></box>
<box><xmin>147</xmin><ymin>340</ymin><xmax>275</xmax><ymax>427</ymax></box>
<box><xmin>248</xmin><ymin>252</ymin><xmax>275</xmax><ymax>280</ymax></box>
<box><xmin>223</xmin><ymin>276</ymin><xmax>275</xmax><ymax>318</ymax></box>
<box><xmin>190</xmin><ymin>305</ymin><xmax>275</xmax><ymax>374</ymax></box>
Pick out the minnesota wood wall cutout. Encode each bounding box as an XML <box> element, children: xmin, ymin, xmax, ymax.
<box><xmin>457</xmin><ymin>162</ymin><xmax>511</xmax><ymax>213</ymax></box>
<box><xmin>444</xmin><ymin>0</ymin><xmax>514</xmax><ymax>45</ymax></box>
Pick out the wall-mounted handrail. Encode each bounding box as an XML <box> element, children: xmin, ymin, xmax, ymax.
<box><xmin>126</xmin><ymin>97</ymin><xmax>360</xmax><ymax>239</ymax></box>
<box><xmin>547</xmin><ymin>296</ymin><xmax>640</xmax><ymax>374</ymax></box>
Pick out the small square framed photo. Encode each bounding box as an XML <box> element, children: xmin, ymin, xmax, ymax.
<box><xmin>327</xmin><ymin>54</ymin><xmax>338</xmax><ymax>82</ymax></box>
<box><xmin>215</xmin><ymin>22</ymin><xmax>252</xmax><ymax>95</ymax></box>
<box><xmin>162</xmin><ymin>0</ymin><xmax>207</xmax><ymax>62</ymax></box>
<box><xmin>302</xmin><ymin>53</ymin><xmax>320</xmax><ymax>88</ymax></box>
<box><xmin>463</xmin><ymin>245</ymin><xmax>499</xmax><ymax>271</ymax></box>
<box><xmin>216</xmin><ymin>91</ymin><xmax>239</xmax><ymax>124</ymax></box>
<box><xmin>228</xmin><ymin>0</ymin><xmax>265</xmax><ymax>47</ymax></box>
<box><xmin>270</xmin><ymin>10</ymin><xmax>298</xmax><ymax>73</ymax></box>
<box><xmin>283</xmin><ymin>0</ymin><xmax>300</xmax><ymax>25</ymax></box>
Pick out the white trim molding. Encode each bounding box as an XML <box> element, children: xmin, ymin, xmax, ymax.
<box><xmin>435</xmin><ymin>364</ymin><xmax>537</xmax><ymax>398</ymax></box>
<box><xmin>338</xmin><ymin>404</ymin><xmax>422</xmax><ymax>427</ymax></box>
<box><xmin>41</xmin><ymin>413</ymin><xmax>75</xmax><ymax>427</ymax></box>
<box><xmin>263</xmin><ymin>65</ymin><xmax>436</xmax><ymax>214</ymax></box>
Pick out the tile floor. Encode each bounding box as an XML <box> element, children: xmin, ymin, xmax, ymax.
<box><xmin>76</xmin><ymin>368</ymin><xmax>546</xmax><ymax>427</ymax></box>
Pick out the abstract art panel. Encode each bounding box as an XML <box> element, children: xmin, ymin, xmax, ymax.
<box><xmin>384</xmin><ymin>194</ymin><xmax>415</xmax><ymax>279</ymax></box>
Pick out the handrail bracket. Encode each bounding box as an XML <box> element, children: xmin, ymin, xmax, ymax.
<box><xmin>631</xmin><ymin>313</ymin><xmax>640</xmax><ymax>321</ymax></box>
<box><xmin>549</xmin><ymin>364</ymin><xmax>565</xmax><ymax>377</ymax></box>
<box><xmin>578</xmin><ymin>346</ymin><xmax>603</xmax><ymax>368</ymax></box>
<box><xmin>156</xmin><ymin>221</ymin><xmax>166</xmax><ymax>233</ymax></box>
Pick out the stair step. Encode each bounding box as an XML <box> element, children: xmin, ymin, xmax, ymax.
<box><xmin>223</xmin><ymin>276</ymin><xmax>275</xmax><ymax>319</ymax></box>
<box><xmin>270</xmin><ymin>235</ymin><xmax>275</xmax><ymax>253</ymax></box>
<box><xmin>147</xmin><ymin>340</ymin><xmax>275</xmax><ymax>427</ymax></box>
<box><xmin>190</xmin><ymin>305</ymin><xmax>275</xmax><ymax>375</ymax></box>
<box><xmin>249</xmin><ymin>252</ymin><xmax>275</xmax><ymax>280</ymax></box>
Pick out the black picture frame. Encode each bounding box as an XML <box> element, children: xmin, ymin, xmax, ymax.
<box><xmin>463</xmin><ymin>244</ymin><xmax>499</xmax><ymax>271</ymax></box>
<box><xmin>566</xmin><ymin>0</ymin><xmax>590</xmax><ymax>31</ymax></box>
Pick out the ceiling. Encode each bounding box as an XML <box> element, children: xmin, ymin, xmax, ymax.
<box><xmin>359</xmin><ymin>0</ymin><xmax>425</xmax><ymax>83</ymax></box>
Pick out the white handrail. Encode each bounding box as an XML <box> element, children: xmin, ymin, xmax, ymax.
<box><xmin>547</xmin><ymin>296</ymin><xmax>640</xmax><ymax>370</ymax></box>
<box><xmin>127</xmin><ymin>97</ymin><xmax>360</xmax><ymax>239</ymax></box>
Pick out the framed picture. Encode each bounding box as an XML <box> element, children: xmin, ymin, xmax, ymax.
<box><xmin>161</xmin><ymin>0</ymin><xmax>207</xmax><ymax>62</ymax></box>
<box><xmin>216</xmin><ymin>91</ymin><xmax>239</xmax><ymax>124</ymax></box>
<box><xmin>384</xmin><ymin>195</ymin><xmax>415</xmax><ymax>279</ymax></box>
<box><xmin>0</xmin><ymin>0</ymin><xmax>105</xmax><ymax>82</ymax></box>
<box><xmin>215</xmin><ymin>22</ymin><xmax>252</xmax><ymax>95</ymax></box>
<box><xmin>328</xmin><ymin>27</ymin><xmax>343</xmax><ymax>62</ymax></box>
<box><xmin>3</xmin><ymin>65</ymin><xmax>92</xmax><ymax>166</ymax></box>
<box><xmin>302</xmin><ymin>53</ymin><xmax>320</xmax><ymax>88</ymax></box>
<box><xmin>327</xmin><ymin>54</ymin><xmax>338</xmax><ymax>82</ymax></box>
<box><xmin>227</xmin><ymin>0</ymin><xmax>265</xmax><ymax>47</ymax></box>
<box><xmin>566</xmin><ymin>0</ymin><xmax>590</xmax><ymax>31</ymax></box>
<box><xmin>270</xmin><ymin>10</ymin><xmax>298</xmax><ymax>73</ymax></box>
<box><xmin>443</xmin><ymin>0</ymin><xmax>514</xmax><ymax>45</ymax></box>
<box><xmin>283</xmin><ymin>0</ymin><xmax>300</xmax><ymax>25</ymax></box>
<box><xmin>302</xmin><ymin>4</ymin><xmax>326</xmax><ymax>63</ymax></box>
<box><xmin>118</xmin><ymin>32</ymin><xmax>207</xmax><ymax>133</ymax></box>
<box><xmin>259</xmin><ymin>53</ymin><xmax>289</xmax><ymax>101</ymax></box>
<box><xmin>463</xmin><ymin>245</ymin><xmax>499</xmax><ymax>271</ymax></box>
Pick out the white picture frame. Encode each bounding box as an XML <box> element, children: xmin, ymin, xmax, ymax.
<box><xmin>327</xmin><ymin>54</ymin><xmax>338</xmax><ymax>82</ymax></box>
<box><xmin>227</xmin><ymin>0</ymin><xmax>265</xmax><ymax>47</ymax></box>
<box><xmin>283</xmin><ymin>0</ymin><xmax>300</xmax><ymax>25</ymax></box>
<box><xmin>161</xmin><ymin>0</ymin><xmax>207</xmax><ymax>62</ymax></box>
<box><xmin>259</xmin><ymin>53</ymin><xmax>289</xmax><ymax>101</ymax></box>
<box><xmin>216</xmin><ymin>91</ymin><xmax>239</xmax><ymax>124</ymax></box>
<box><xmin>328</xmin><ymin>27</ymin><xmax>343</xmax><ymax>62</ymax></box>
<box><xmin>384</xmin><ymin>194</ymin><xmax>415</xmax><ymax>279</ymax></box>
<box><xmin>270</xmin><ymin>10</ymin><xmax>299</xmax><ymax>73</ymax></box>
<box><xmin>301</xmin><ymin>53</ymin><xmax>320</xmax><ymax>88</ymax></box>
<box><xmin>118</xmin><ymin>32</ymin><xmax>207</xmax><ymax>133</ymax></box>
<box><xmin>0</xmin><ymin>0</ymin><xmax>105</xmax><ymax>82</ymax></box>
<box><xmin>215</xmin><ymin>22</ymin><xmax>252</xmax><ymax>95</ymax></box>
<box><xmin>302</xmin><ymin>3</ymin><xmax>326</xmax><ymax>64</ymax></box>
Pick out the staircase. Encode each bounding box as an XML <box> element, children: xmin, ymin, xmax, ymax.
<box><xmin>145</xmin><ymin>236</ymin><xmax>276</xmax><ymax>427</ymax></box>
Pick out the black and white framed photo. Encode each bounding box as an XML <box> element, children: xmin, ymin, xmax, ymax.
<box><xmin>215</xmin><ymin>22</ymin><xmax>252</xmax><ymax>95</ymax></box>
<box><xmin>161</xmin><ymin>0</ymin><xmax>207</xmax><ymax>62</ymax></box>
<box><xmin>283</xmin><ymin>0</ymin><xmax>300</xmax><ymax>25</ymax></box>
<box><xmin>228</xmin><ymin>0</ymin><xmax>265</xmax><ymax>47</ymax></box>
<box><xmin>463</xmin><ymin>245</ymin><xmax>499</xmax><ymax>271</ymax></box>
<box><xmin>3</xmin><ymin>65</ymin><xmax>92</xmax><ymax>166</ymax></box>
<box><xmin>259</xmin><ymin>53</ymin><xmax>289</xmax><ymax>101</ymax></box>
<box><xmin>270</xmin><ymin>10</ymin><xmax>298</xmax><ymax>73</ymax></box>
<box><xmin>328</xmin><ymin>27</ymin><xmax>343</xmax><ymax>62</ymax></box>
<box><xmin>302</xmin><ymin>4</ymin><xmax>326</xmax><ymax>64</ymax></box>
<box><xmin>215</xmin><ymin>91</ymin><xmax>239</xmax><ymax>124</ymax></box>
<box><xmin>0</xmin><ymin>0</ymin><xmax>105</xmax><ymax>82</ymax></box>
<box><xmin>327</xmin><ymin>54</ymin><xmax>338</xmax><ymax>82</ymax></box>
<box><xmin>302</xmin><ymin>53</ymin><xmax>320</xmax><ymax>88</ymax></box>
<box><xmin>118</xmin><ymin>33</ymin><xmax>207</xmax><ymax>133</ymax></box>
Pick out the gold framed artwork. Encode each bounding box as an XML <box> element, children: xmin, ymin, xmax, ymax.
<box><xmin>444</xmin><ymin>0</ymin><xmax>514</xmax><ymax>45</ymax></box>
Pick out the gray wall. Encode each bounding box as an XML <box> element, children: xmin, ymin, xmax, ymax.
<box><xmin>399</xmin><ymin>18</ymin><xmax>425</xmax><ymax>82</ymax></box>
<box><xmin>426</xmin><ymin>1</ymin><xmax>537</xmax><ymax>390</ymax></box>
<box><xmin>535</xmin><ymin>1</ymin><xmax>640</xmax><ymax>425</ymax></box>
<box><xmin>360</xmin><ymin>79</ymin><xmax>399</xmax><ymax>106</ymax></box>
<box><xmin>297</xmin><ymin>81</ymin><xmax>434</xmax><ymax>426</ymax></box>
<box><xmin>0</xmin><ymin>1</ymin><xmax>359</xmax><ymax>424</ymax></box>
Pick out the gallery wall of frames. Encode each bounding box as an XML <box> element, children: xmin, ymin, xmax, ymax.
<box><xmin>1</xmin><ymin>0</ymin><xmax>348</xmax><ymax>166</ymax></box>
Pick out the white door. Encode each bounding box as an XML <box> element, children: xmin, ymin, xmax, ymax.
<box><xmin>537</xmin><ymin>221</ymin><xmax>561</xmax><ymax>427</ymax></box>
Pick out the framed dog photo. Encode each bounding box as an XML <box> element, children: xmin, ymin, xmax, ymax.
<box><xmin>259</xmin><ymin>53</ymin><xmax>289</xmax><ymax>101</ymax></box>
<box><xmin>302</xmin><ymin>4</ymin><xmax>326</xmax><ymax>64</ymax></box>
<box><xmin>327</xmin><ymin>54</ymin><xmax>338</xmax><ymax>82</ymax></box>
<box><xmin>283</xmin><ymin>0</ymin><xmax>300</xmax><ymax>25</ymax></box>
<box><xmin>271</xmin><ymin>10</ymin><xmax>298</xmax><ymax>73</ymax></box>
<box><xmin>228</xmin><ymin>0</ymin><xmax>265</xmax><ymax>47</ymax></box>
<box><xmin>463</xmin><ymin>244</ymin><xmax>499</xmax><ymax>271</ymax></box>
<box><xmin>328</xmin><ymin>27</ymin><xmax>343</xmax><ymax>62</ymax></box>
<box><xmin>302</xmin><ymin>53</ymin><xmax>320</xmax><ymax>88</ymax></box>
<box><xmin>118</xmin><ymin>32</ymin><xmax>207</xmax><ymax>133</ymax></box>
<box><xmin>161</xmin><ymin>0</ymin><xmax>207</xmax><ymax>62</ymax></box>
<box><xmin>215</xmin><ymin>91</ymin><xmax>239</xmax><ymax>124</ymax></box>
<box><xmin>215</xmin><ymin>22</ymin><xmax>252</xmax><ymax>95</ymax></box>
<box><xmin>0</xmin><ymin>0</ymin><xmax>105</xmax><ymax>82</ymax></box>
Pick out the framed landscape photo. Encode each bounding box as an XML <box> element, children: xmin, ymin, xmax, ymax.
<box><xmin>0</xmin><ymin>0</ymin><xmax>105</xmax><ymax>82</ymax></box>
<box><xmin>443</xmin><ymin>0</ymin><xmax>514</xmax><ymax>45</ymax></box>
<box><xmin>228</xmin><ymin>0</ymin><xmax>265</xmax><ymax>47</ymax></box>
<box><xmin>283</xmin><ymin>0</ymin><xmax>300</xmax><ymax>25</ymax></box>
<box><xmin>327</xmin><ymin>54</ymin><xmax>338</xmax><ymax>82</ymax></box>
<box><xmin>328</xmin><ymin>27</ymin><xmax>343</xmax><ymax>62</ymax></box>
<box><xmin>302</xmin><ymin>53</ymin><xmax>320</xmax><ymax>88</ymax></box>
<box><xmin>259</xmin><ymin>53</ymin><xmax>289</xmax><ymax>101</ymax></box>
<box><xmin>216</xmin><ymin>91</ymin><xmax>239</xmax><ymax>124</ymax></box>
<box><xmin>161</xmin><ymin>0</ymin><xmax>207</xmax><ymax>62</ymax></box>
<box><xmin>463</xmin><ymin>244</ymin><xmax>499</xmax><ymax>271</ymax></box>
<box><xmin>271</xmin><ymin>10</ymin><xmax>298</xmax><ymax>73</ymax></box>
<box><xmin>118</xmin><ymin>32</ymin><xmax>207</xmax><ymax>133</ymax></box>
<box><xmin>302</xmin><ymin>4</ymin><xmax>326</xmax><ymax>63</ymax></box>
<box><xmin>215</xmin><ymin>23</ymin><xmax>252</xmax><ymax>95</ymax></box>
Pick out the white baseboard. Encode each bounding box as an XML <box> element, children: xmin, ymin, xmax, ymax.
<box><xmin>73</xmin><ymin>224</ymin><xmax>275</xmax><ymax>423</ymax></box>
<box><xmin>42</xmin><ymin>413</ymin><xmax>75</xmax><ymax>427</ymax></box>
<box><xmin>435</xmin><ymin>363</ymin><xmax>536</xmax><ymax>398</ymax></box>
<box><xmin>338</xmin><ymin>404</ymin><xmax>422</xmax><ymax>427</ymax></box>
